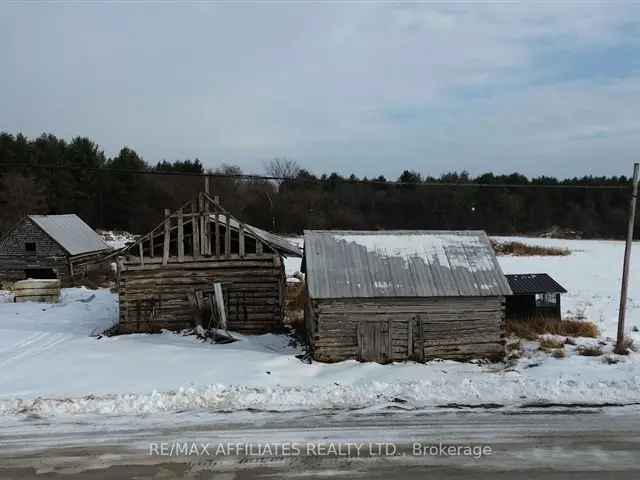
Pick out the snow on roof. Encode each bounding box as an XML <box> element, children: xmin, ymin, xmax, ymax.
<box><xmin>29</xmin><ymin>215</ymin><xmax>110</xmax><ymax>256</ymax></box>
<box><xmin>304</xmin><ymin>230</ymin><xmax>512</xmax><ymax>299</ymax></box>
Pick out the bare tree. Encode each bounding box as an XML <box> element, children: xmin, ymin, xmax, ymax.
<box><xmin>265</xmin><ymin>158</ymin><xmax>300</xmax><ymax>185</ymax></box>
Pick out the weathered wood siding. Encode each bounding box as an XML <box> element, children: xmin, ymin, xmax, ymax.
<box><xmin>118</xmin><ymin>255</ymin><xmax>285</xmax><ymax>334</ymax></box>
<box><xmin>307</xmin><ymin>296</ymin><xmax>506</xmax><ymax>363</ymax></box>
<box><xmin>0</xmin><ymin>218</ymin><xmax>71</xmax><ymax>285</ymax></box>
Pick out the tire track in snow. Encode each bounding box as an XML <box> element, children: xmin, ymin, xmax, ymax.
<box><xmin>0</xmin><ymin>333</ymin><xmax>74</xmax><ymax>368</ymax></box>
<box><xmin>0</xmin><ymin>332</ymin><xmax>50</xmax><ymax>355</ymax></box>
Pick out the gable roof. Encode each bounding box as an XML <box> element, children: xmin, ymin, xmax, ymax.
<box><xmin>505</xmin><ymin>273</ymin><xmax>567</xmax><ymax>295</ymax></box>
<box><xmin>211</xmin><ymin>214</ymin><xmax>302</xmax><ymax>257</ymax></box>
<box><xmin>304</xmin><ymin>230</ymin><xmax>512</xmax><ymax>299</ymax></box>
<box><xmin>29</xmin><ymin>214</ymin><xmax>110</xmax><ymax>256</ymax></box>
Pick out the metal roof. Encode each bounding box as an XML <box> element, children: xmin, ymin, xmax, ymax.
<box><xmin>304</xmin><ymin>230</ymin><xmax>512</xmax><ymax>299</ymax></box>
<box><xmin>29</xmin><ymin>214</ymin><xmax>110</xmax><ymax>256</ymax></box>
<box><xmin>505</xmin><ymin>273</ymin><xmax>567</xmax><ymax>295</ymax></box>
<box><xmin>211</xmin><ymin>214</ymin><xmax>302</xmax><ymax>257</ymax></box>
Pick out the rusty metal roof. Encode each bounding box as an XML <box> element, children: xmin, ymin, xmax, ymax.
<box><xmin>29</xmin><ymin>214</ymin><xmax>110</xmax><ymax>256</ymax></box>
<box><xmin>304</xmin><ymin>230</ymin><xmax>512</xmax><ymax>299</ymax></box>
<box><xmin>505</xmin><ymin>273</ymin><xmax>567</xmax><ymax>295</ymax></box>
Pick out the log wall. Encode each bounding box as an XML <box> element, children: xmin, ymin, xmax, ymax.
<box><xmin>307</xmin><ymin>296</ymin><xmax>506</xmax><ymax>363</ymax></box>
<box><xmin>0</xmin><ymin>218</ymin><xmax>71</xmax><ymax>285</ymax></box>
<box><xmin>118</xmin><ymin>255</ymin><xmax>285</xmax><ymax>334</ymax></box>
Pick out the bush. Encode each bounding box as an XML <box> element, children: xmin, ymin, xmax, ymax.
<box><xmin>552</xmin><ymin>349</ymin><xmax>566</xmax><ymax>359</ymax></box>
<box><xmin>506</xmin><ymin>316</ymin><xmax>599</xmax><ymax>340</ymax></box>
<box><xmin>492</xmin><ymin>240</ymin><xmax>569</xmax><ymax>256</ymax></box>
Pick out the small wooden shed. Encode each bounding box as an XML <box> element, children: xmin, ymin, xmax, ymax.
<box><xmin>0</xmin><ymin>214</ymin><xmax>111</xmax><ymax>286</ymax></box>
<box><xmin>505</xmin><ymin>273</ymin><xmax>567</xmax><ymax>320</ymax></box>
<box><xmin>303</xmin><ymin>230</ymin><xmax>512</xmax><ymax>363</ymax></box>
<box><xmin>115</xmin><ymin>192</ymin><xmax>302</xmax><ymax>334</ymax></box>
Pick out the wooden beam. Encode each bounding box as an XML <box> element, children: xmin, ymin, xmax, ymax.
<box><xmin>138</xmin><ymin>242</ymin><xmax>144</xmax><ymax>266</ymax></box>
<box><xmin>149</xmin><ymin>232</ymin><xmax>154</xmax><ymax>258</ymax></box>
<box><xmin>239</xmin><ymin>223</ymin><xmax>245</xmax><ymax>258</ymax></box>
<box><xmin>199</xmin><ymin>193</ymin><xmax>206</xmax><ymax>256</ymax></box>
<box><xmin>214</xmin><ymin>212</ymin><xmax>220</xmax><ymax>257</ymax></box>
<box><xmin>256</xmin><ymin>240</ymin><xmax>263</xmax><ymax>254</ymax></box>
<box><xmin>225</xmin><ymin>214</ymin><xmax>231</xmax><ymax>258</ymax></box>
<box><xmin>204</xmin><ymin>174</ymin><xmax>210</xmax><ymax>195</ymax></box>
<box><xmin>162</xmin><ymin>208</ymin><xmax>170</xmax><ymax>265</ymax></box>
<box><xmin>192</xmin><ymin>198</ymin><xmax>200</xmax><ymax>258</ymax></box>
<box><xmin>177</xmin><ymin>208</ymin><xmax>184</xmax><ymax>262</ymax></box>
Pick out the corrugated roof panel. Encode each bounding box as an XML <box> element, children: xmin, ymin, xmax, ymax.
<box><xmin>304</xmin><ymin>230</ymin><xmax>512</xmax><ymax>299</ymax></box>
<box><xmin>29</xmin><ymin>214</ymin><xmax>110</xmax><ymax>256</ymax></box>
<box><xmin>505</xmin><ymin>273</ymin><xmax>567</xmax><ymax>294</ymax></box>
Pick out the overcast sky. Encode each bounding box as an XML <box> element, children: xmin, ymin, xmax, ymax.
<box><xmin>2</xmin><ymin>2</ymin><xmax>640</xmax><ymax>179</ymax></box>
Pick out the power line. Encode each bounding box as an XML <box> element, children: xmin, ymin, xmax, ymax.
<box><xmin>0</xmin><ymin>162</ymin><xmax>631</xmax><ymax>190</ymax></box>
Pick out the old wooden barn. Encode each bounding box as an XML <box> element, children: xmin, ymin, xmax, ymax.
<box><xmin>116</xmin><ymin>192</ymin><xmax>301</xmax><ymax>334</ymax></box>
<box><xmin>303</xmin><ymin>230</ymin><xmax>513</xmax><ymax>363</ymax></box>
<box><xmin>0</xmin><ymin>214</ymin><xmax>111</xmax><ymax>286</ymax></box>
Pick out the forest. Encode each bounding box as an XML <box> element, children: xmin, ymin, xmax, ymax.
<box><xmin>0</xmin><ymin>132</ymin><xmax>636</xmax><ymax>239</ymax></box>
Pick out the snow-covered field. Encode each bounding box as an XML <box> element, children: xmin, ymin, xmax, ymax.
<box><xmin>0</xmin><ymin>237</ymin><xmax>639</xmax><ymax>420</ymax></box>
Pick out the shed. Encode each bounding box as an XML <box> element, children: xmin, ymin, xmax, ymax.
<box><xmin>303</xmin><ymin>230</ymin><xmax>512</xmax><ymax>363</ymax></box>
<box><xmin>504</xmin><ymin>273</ymin><xmax>567</xmax><ymax>320</ymax></box>
<box><xmin>115</xmin><ymin>192</ymin><xmax>302</xmax><ymax>334</ymax></box>
<box><xmin>0</xmin><ymin>214</ymin><xmax>111</xmax><ymax>286</ymax></box>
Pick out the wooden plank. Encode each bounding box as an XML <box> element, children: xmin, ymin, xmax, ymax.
<box><xmin>256</xmin><ymin>240</ymin><xmax>263</xmax><ymax>254</ymax></box>
<box><xmin>162</xmin><ymin>208</ymin><xmax>171</xmax><ymax>265</ymax></box>
<box><xmin>138</xmin><ymin>242</ymin><xmax>144</xmax><ymax>266</ymax></box>
<box><xmin>177</xmin><ymin>208</ymin><xmax>184</xmax><ymax>262</ymax></box>
<box><xmin>213</xmin><ymin>282</ymin><xmax>227</xmax><ymax>330</ymax></box>
<box><xmin>407</xmin><ymin>318</ymin><xmax>413</xmax><ymax>358</ymax></box>
<box><xmin>149</xmin><ymin>232</ymin><xmax>154</xmax><ymax>258</ymax></box>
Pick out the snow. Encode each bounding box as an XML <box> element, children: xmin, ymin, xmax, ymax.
<box><xmin>0</xmin><ymin>237</ymin><xmax>639</xmax><ymax>420</ymax></box>
<box><xmin>97</xmin><ymin>230</ymin><xmax>138</xmax><ymax>250</ymax></box>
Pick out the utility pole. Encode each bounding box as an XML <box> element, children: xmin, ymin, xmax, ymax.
<box><xmin>615</xmin><ymin>163</ymin><xmax>639</xmax><ymax>354</ymax></box>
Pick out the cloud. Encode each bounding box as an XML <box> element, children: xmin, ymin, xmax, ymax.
<box><xmin>1</xmin><ymin>2</ymin><xmax>640</xmax><ymax>178</ymax></box>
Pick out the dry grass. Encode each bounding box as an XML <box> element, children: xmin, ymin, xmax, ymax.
<box><xmin>284</xmin><ymin>282</ymin><xmax>306</xmax><ymax>330</ymax></box>
<box><xmin>577</xmin><ymin>345</ymin><xmax>603</xmax><ymax>357</ymax></box>
<box><xmin>491</xmin><ymin>240</ymin><xmax>569</xmax><ymax>257</ymax></box>
<box><xmin>506</xmin><ymin>316</ymin><xmax>599</xmax><ymax>340</ymax></box>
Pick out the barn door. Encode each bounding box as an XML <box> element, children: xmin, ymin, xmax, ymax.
<box><xmin>408</xmin><ymin>315</ymin><xmax>425</xmax><ymax>362</ymax></box>
<box><xmin>357</xmin><ymin>321</ymin><xmax>390</xmax><ymax>363</ymax></box>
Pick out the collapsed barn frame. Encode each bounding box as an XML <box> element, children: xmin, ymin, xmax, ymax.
<box><xmin>116</xmin><ymin>191</ymin><xmax>301</xmax><ymax>334</ymax></box>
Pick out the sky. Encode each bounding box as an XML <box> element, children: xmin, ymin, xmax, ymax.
<box><xmin>2</xmin><ymin>1</ymin><xmax>640</xmax><ymax>179</ymax></box>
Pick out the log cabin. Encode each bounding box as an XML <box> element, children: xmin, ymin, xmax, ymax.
<box><xmin>115</xmin><ymin>192</ymin><xmax>302</xmax><ymax>334</ymax></box>
<box><xmin>0</xmin><ymin>214</ymin><xmax>111</xmax><ymax>286</ymax></box>
<box><xmin>303</xmin><ymin>230</ymin><xmax>512</xmax><ymax>363</ymax></box>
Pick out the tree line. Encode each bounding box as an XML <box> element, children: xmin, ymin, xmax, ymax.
<box><xmin>0</xmin><ymin>132</ymin><xmax>636</xmax><ymax>239</ymax></box>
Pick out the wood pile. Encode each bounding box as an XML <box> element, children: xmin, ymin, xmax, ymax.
<box><xmin>14</xmin><ymin>279</ymin><xmax>61</xmax><ymax>303</ymax></box>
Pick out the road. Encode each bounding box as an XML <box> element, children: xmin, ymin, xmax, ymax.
<box><xmin>1</xmin><ymin>406</ymin><xmax>639</xmax><ymax>479</ymax></box>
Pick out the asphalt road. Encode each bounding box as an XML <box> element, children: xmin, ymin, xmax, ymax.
<box><xmin>1</xmin><ymin>407</ymin><xmax>639</xmax><ymax>479</ymax></box>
